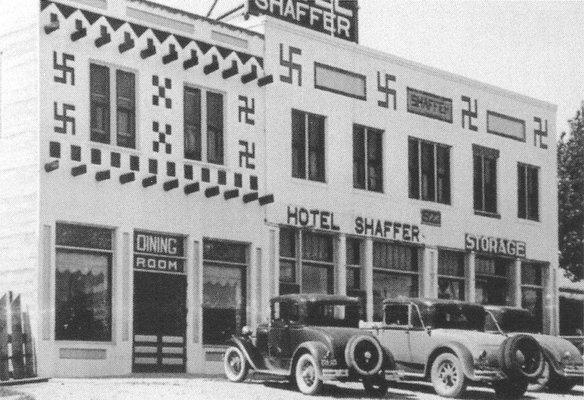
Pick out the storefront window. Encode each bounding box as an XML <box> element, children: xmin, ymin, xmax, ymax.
<box><xmin>438</xmin><ymin>250</ymin><xmax>465</xmax><ymax>300</ymax></box>
<box><xmin>346</xmin><ymin>238</ymin><xmax>366</xmax><ymax>320</ymax></box>
<box><xmin>521</xmin><ymin>262</ymin><xmax>543</xmax><ymax>332</ymax></box>
<box><xmin>372</xmin><ymin>241</ymin><xmax>419</xmax><ymax>321</ymax></box>
<box><xmin>202</xmin><ymin>240</ymin><xmax>247</xmax><ymax>345</ymax></box>
<box><xmin>55</xmin><ymin>223</ymin><xmax>112</xmax><ymax>341</ymax></box>
<box><xmin>476</xmin><ymin>256</ymin><xmax>508</xmax><ymax>305</ymax></box>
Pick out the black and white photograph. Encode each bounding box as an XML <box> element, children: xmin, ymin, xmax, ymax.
<box><xmin>0</xmin><ymin>0</ymin><xmax>582</xmax><ymax>399</ymax></box>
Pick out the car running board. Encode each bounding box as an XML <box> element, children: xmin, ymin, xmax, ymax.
<box><xmin>251</xmin><ymin>368</ymin><xmax>289</xmax><ymax>377</ymax></box>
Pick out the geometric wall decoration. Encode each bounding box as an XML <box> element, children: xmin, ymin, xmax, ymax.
<box><xmin>53</xmin><ymin>51</ymin><xmax>75</xmax><ymax>85</ymax></box>
<box><xmin>533</xmin><ymin>117</ymin><xmax>548</xmax><ymax>149</ymax></box>
<box><xmin>152</xmin><ymin>75</ymin><xmax>172</xmax><ymax>109</ymax></box>
<box><xmin>238</xmin><ymin>96</ymin><xmax>255</xmax><ymax>125</ymax></box>
<box><xmin>377</xmin><ymin>71</ymin><xmax>396</xmax><ymax>110</ymax></box>
<box><xmin>54</xmin><ymin>102</ymin><xmax>76</xmax><ymax>135</ymax></box>
<box><xmin>279</xmin><ymin>43</ymin><xmax>302</xmax><ymax>86</ymax></box>
<box><xmin>152</xmin><ymin>121</ymin><xmax>172</xmax><ymax>154</ymax></box>
<box><xmin>238</xmin><ymin>140</ymin><xmax>256</xmax><ymax>169</ymax></box>
<box><xmin>461</xmin><ymin>95</ymin><xmax>478</xmax><ymax>132</ymax></box>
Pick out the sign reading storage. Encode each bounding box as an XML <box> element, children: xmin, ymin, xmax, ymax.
<box><xmin>134</xmin><ymin>231</ymin><xmax>185</xmax><ymax>274</ymax></box>
<box><xmin>465</xmin><ymin>233</ymin><xmax>526</xmax><ymax>258</ymax></box>
<box><xmin>248</xmin><ymin>0</ymin><xmax>359</xmax><ymax>42</ymax></box>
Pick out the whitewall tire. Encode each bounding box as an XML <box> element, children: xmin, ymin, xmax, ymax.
<box><xmin>224</xmin><ymin>346</ymin><xmax>249</xmax><ymax>383</ymax></box>
<box><xmin>295</xmin><ymin>353</ymin><xmax>324</xmax><ymax>395</ymax></box>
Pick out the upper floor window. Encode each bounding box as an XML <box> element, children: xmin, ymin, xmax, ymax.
<box><xmin>353</xmin><ymin>125</ymin><xmax>383</xmax><ymax>192</ymax></box>
<box><xmin>90</xmin><ymin>64</ymin><xmax>135</xmax><ymax>148</ymax></box>
<box><xmin>408</xmin><ymin>137</ymin><xmax>450</xmax><ymax>204</ymax></box>
<box><xmin>473</xmin><ymin>145</ymin><xmax>499</xmax><ymax>217</ymax></box>
<box><xmin>292</xmin><ymin>109</ymin><xmax>325</xmax><ymax>182</ymax></box>
<box><xmin>184</xmin><ymin>86</ymin><xmax>224</xmax><ymax>164</ymax></box>
<box><xmin>517</xmin><ymin>163</ymin><xmax>539</xmax><ymax>221</ymax></box>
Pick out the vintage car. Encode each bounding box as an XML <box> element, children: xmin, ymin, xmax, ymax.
<box><xmin>223</xmin><ymin>294</ymin><xmax>402</xmax><ymax>396</ymax></box>
<box><xmin>485</xmin><ymin>305</ymin><xmax>584</xmax><ymax>393</ymax></box>
<box><xmin>362</xmin><ymin>298</ymin><xmax>544</xmax><ymax>399</ymax></box>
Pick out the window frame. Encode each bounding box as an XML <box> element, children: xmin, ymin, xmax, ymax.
<box><xmin>408</xmin><ymin>137</ymin><xmax>451</xmax><ymax>205</ymax></box>
<box><xmin>437</xmin><ymin>249</ymin><xmax>466</xmax><ymax>301</ymax></box>
<box><xmin>183</xmin><ymin>84</ymin><xmax>226</xmax><ymax>165</ymax></box>
<box><xmin>473</xmin><ymin>144</ymin><xmax>500</xmax><ymax>218</ymax></box>
<box><xmin>89</xmin><ymin>62</ymin><xmax>137</xmax><ymax>149</ymax></box>
<box><xmin>291</xmin><ymin>109</ymin><xmax>326</xmax><ymax>183</ymax></box>
<box><xmin>517</xmin><ymin>163</ymin><xmax>540</xmax><ymax>221</ymax></box>
<box><xmin>353</xmin><ymin>124</ymin><xmax>384</xmax><ymax>193</ymax></box>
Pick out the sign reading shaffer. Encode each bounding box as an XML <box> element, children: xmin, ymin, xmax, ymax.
<box><xmin>134</xmin><ymin>231</ymin><xmax>185</xmax><ymax>273</ymax></box>
<box><xmin>465</xmin><ymin>233</ymin><xmax>526</xmax><ymax>258</ymax></box>
<box><xmin>248</xmin><ymin>0</ymin><xmax>359</xmax><ymax>43</ymax></box>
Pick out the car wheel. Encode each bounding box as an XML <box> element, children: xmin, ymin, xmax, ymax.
<box><xmin>223</xmin><ymin>346</ymin><xmax>249</xmax><ymax>383</ymax></box>
<box><xmin>501</xmin><ymin>335</ymin><xmax>543</xmax><ymax>379</ymax></box>
<box><xmin>430</xmin><ymin>353</ymin><xmax>467</xmax><ymax>398</ymax></box>
<box><xmin>493</xmin><ymin>377</ymin><xmax>528</xmax><ymax>400</ymax></box>
<box><xmin>295</xmin><ymin>353</ymin><xmax>324</xmax><ymax>396</ymax></box>
<box><xmin>527</xmin><ymin>358</ymin><xmax>550</xmax><ymax>392</ymax></box>
<box><xmin>362</xmin><ymin>376</ymin><xmax>389</xmax><ymax>397</ymax></box>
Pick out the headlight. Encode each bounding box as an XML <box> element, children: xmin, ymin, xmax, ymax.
<box><xmin>561</xmin><ymin>351</ymin><xmax>572</xmax><ymax>363</ymax></box>
<box><xmin>474</xmin><ymin>350</ymin><xmax>488</xmax><ymax>366</ymax></box>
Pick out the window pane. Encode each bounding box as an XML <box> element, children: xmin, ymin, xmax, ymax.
<box><xmin>438</xmin><ymin>250</ymin><xmax>464</xmax><ymax>277</ymax></box>
<box><xmin>203</xmin><ymin>240</ymin><xmax>247</xmax><ymax>263</ymax></box>
<box><xmin>421</xmin><ymin>141</ymin><xmax>435</xmax><ymax>201</ymax></box>
<box><xmin>206</xmin><ymin>92</ymin><xmax>224</xmax><ymax>164</ymax></box>
<box><xmin>202</xmin><ymin>264</ymin><xmax>246</xmax><ymax>345</ymax></box>
<box><xmin>518</xmin><ymin>165</ymin><xmax>527</xmax><ymax>218</ymax></box>
<box><xmin>116</xmin><ymin>70</ymin><xmax>135</xmax><ymax>148</ymax></box>
<box><xmin>385</xmin><ymin>304</ymin><xmax>409</xmax><ymax>325</ymax></box>
<box><xmin>408</xmin><ymin>138</ymin><xmax>420</xmax><ymax>199</ymax></box>
<box><xmin>476</xmin><ymin>277</ymin><xmax>507</xmax><ymax>305</ymax></box>
<box><xmin>373</xmin><ymin>242</ymin><xmax>417</xmax><ymax>271</ymax></box>
<box><xmin>367</xmin><ymin>129</ymin><xmax>383</xmax><ymax>192</ymax></box>
<box><xmin>353</xmin><ymin>125</ymin><xmax>365</xmax><ymax>189</ymax></box>
<box><xmin>291</xmin><ymin>110</ymin><xmax>306</xmax><ymax>178</ymax></box>
<box><xmin>56</xmin><ymin>223</ymin><xmax>112</xmax><ymax>249</ymax></box>
<box><xmin>347</xmin><ymin>267</ymin><xmax>361</xmax><ymax>290</ymax></box>
<box><xmin>302</xmin><ymin>232</ymin><xmax>333</xmax><ymax>262</ymax></box>
<box><xmin>308</xmin><ymin>114</ymin><xmax>325</xmax><ymax>182</ymax></box>
<box><xmin>521</xmin><ymin>288</ymin><xmax>542</xmax><ymax>332</ymax></box>
<box><xmin>438</xmin><ymin>278</ymin><xmax>465</xmax><ymax>300</ymax></box>
<box><xmin>55</xmin><ymin>250</ymin><xmax>111</xmax><ymax>341</ymax></box>
<box><xmin>301</xmin><ymin>263</ymin><xmax>333</xmax><ymax>294</ymax></box>
<box><xmin>436</xmin><ymin>145</ymin><xmax>450</xmax><ymax>204</ymax></box>
<box><xmin>521</xmin><ymin>262</ymin><xmax>542</xmax><ymax>286</ymax></box>
<box><xmin>527</xmin><ymin>167</ymin><xmax>539</xmax><ymax>220</ymax></box>
<box><xmin>372</xmin><ymin>271</ymin><xmax>418</xmax><ymax>321</ymax></box>
<box><xmin>279</xmin><ymin>227</ymin><xmax>296</xmax><ymax>258</ymax></box>
<box><xmin>90</xmin><ymin>64</ymin><xmax>110</xmax><ymax>144</ymax></box>
<box><xmin>473</xmin><ymin>155</ymin><xmax>484</xmax><ymax>211</ymax></box>
<box><xmin>484</xmin><ymin>157</ymin><xmax>497</xmax><ymax>213</ymax></box>
<box><xmin>346</xmin><ymin>238</ymin><xmax>360</xmax><ymax>266</ymax></box>
<box><xmin>280</xmin><ymin>260</ymin><xmax>296</xmax><ymax>283</ymax></box>
<box><xmin>184</xmin><ymin>87</ymin><xmax>202</xmax><ymax>161</ymax></box>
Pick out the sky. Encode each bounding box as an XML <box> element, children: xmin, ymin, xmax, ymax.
<box><xmin>163</xmin><ymin>0</ymin><xmax>583</xmax><ymax>135</ymax></box>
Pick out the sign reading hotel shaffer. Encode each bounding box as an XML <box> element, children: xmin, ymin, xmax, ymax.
<box><xmin>134</xmin><ymin>231</ymin><xmax>185</xmax><ymax>273</ymax></box>
<box><xmin>248</xmin><ymin>0</ymin><xmax>359</xmax><ymax>43</ymax></box>
<box><xmin>407</xmin><ymin>87</ymin><xmax>453</xmax><ymax>123</ymax></box>
<box><xmin>465</xmin><ymin>233</ymin><xmax>526</xmax><ymax>258</ymax></box>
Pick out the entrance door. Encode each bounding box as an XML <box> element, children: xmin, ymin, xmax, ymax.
<box><xmin>133</xmin><ymin>271</ymin><xmax>187</xmax><ymax>372</ymax></box>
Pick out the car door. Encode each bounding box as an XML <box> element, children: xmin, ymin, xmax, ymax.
<box><xmin>407</xmin><ymin>303</ymin><xmax>434</xmax><ymax>369</ymax></box>
<box><xmin>377</xmin><ymin>303</ymin><xmax>412</xmax><ymax>369</ymax></box>
<box><xmin>267</xmin><ymin>301</ymin><xmax>295</xmax><ymax>366</ymax></box>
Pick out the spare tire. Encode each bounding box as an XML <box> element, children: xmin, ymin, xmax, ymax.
<box><xmin>345</xmin><ymin>335</ymin><xmax>383</xmax><ymax>376</ymax></box>
<box><xmin>500</xmin><ymin>334</ymin><xmax>543</xmax><ymax>379</ymax></box>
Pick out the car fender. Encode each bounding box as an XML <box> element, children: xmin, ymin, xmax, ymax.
<box><xmin>289</xmin><ymin>341</ymin><xmax>330</xmax><ymax>376</ymax></box>
<box><xmin>226</xmin><ymin>336</ymin><xmax>265</xmax><ymax>371</ymax></box>
<box><xmin>425</xmin><ymin>342</ymin><xmax>475</xmax><ymax>378</ymax></box>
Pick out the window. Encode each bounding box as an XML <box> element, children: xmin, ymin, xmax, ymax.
<box><xmin>346</xmin><ymin>238</ymin><xmax>366</xmax><ymax>320</ymax></box>
<box><xmin>473</xmin><ymin>145</ymin><xmax>499</xmax><ymax>216</ymax></box>
<box><xmin>90</xmin><ymin>64</ymin><xmax>135</xmax><ymax>148</ymax></box>
<box><xmin>408</xmin><ymin>137</ymin><xmax>450</xmax><ymax>204</ymax></box>
<box><xmin>202</xmin><ymin>239</ymin><xmax>247</xmax><ymax>345</ymax></box>
<box><xmin>278</xmin><ymin>227</ymin><xmax>334</xmax><ymax>295</ymax></box>
<box><xmin>518</xmin><ymin>163</ymin><xmax>539</xmax><ymax>221</ymax></box>
<box><xmin>384</xmin><ymin>304</ymin><xmax>409</xmax><ymax>326</ymax></box>
<box><xmin>55</xmin><ymin>223</ymin><xmax>113</xmax><ymax>341</ymax></box>
<box><xmin>521</xmin><ymin>262</ymin><xmax>543</xmax><ymax>332</ymax></box>
<box><xmin>183</xmin><ymin>87</ymin><xmax>224</xmax><ymax>164</ymax></box>
<box><xmin>353</xmin><ymin>125</ymin><xmax>383</xmax><ymax>192</ymax></box>
<box><xmin>372</xmin><ymin>241</ymin><xmax>419</xmax><ymax>321</ymax></box>
<box><xmin>292</xmin><ymin>109</ymin><xmax>325</xmax><ymax>182</ymax></box>
<box><xmin>475</xmin><ymin>256</ymin><xmax>509</xmax><ymax>305</ymax></box>
<box><xmin>438</xmin><ymin>250</ymin><xmax>465</xmax><ymax>300</ymax></box>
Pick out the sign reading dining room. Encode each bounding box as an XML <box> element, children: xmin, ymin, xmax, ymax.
<box><xmin>407</xmin><ymin>87</ymin><xmax>453</xmax><ymax>123</ymax></box>
<box><xmin>248</xmin><ymin>0</ymin><xmax>359</xmax><ymax>43</ymax></box>
<box><xmin>134</xmin><ymin>231</ymin><xmax>185</xmax><ymax>273</ymax></box>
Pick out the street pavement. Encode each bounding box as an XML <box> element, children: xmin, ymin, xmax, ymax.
<box><xmin>0</xmin><ymin>375</ymin><xmax>582</xmax><ymax>400</ymax></box>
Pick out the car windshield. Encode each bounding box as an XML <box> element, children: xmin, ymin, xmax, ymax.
<box><xmin>488</xmin><ymin>309</ymin><xmax>540</xmax><ymax>333</ymax></box>
<box><xmin>306</xmin><ymin>302</ymin><xmax>361</xmax><ymax>328</ymax></box>
<box><xmin>431</xmin><ymin>304</ymin><xmax>485</xmax><ymax>331</ymax></box>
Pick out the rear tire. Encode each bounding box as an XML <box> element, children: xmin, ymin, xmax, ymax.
<box><xmin>430</xmin><ymin>353</ymin><xmax>467</xmax><ymax>398</ymax></box>
<box><xmin>223</xmin><ymin>346</ymin><xmax>249</xmax><ymax>383</ymax></box>
<box><xmin>295</xmin><ymin>353</ymin><xmax>323</xmax><ymax>395</ymax></box>
<box><xmin>493</xmin><ymin>377</ymin><xmax>528</xmax><ymax>400</ymax></box>
<box><xmin>362</xmin><ymin>376</ymin><xmax>389</xmax><ymax>397</ymax></box>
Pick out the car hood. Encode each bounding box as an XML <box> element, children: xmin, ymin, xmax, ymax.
<box><xmin>517</xmin><ymin>333</ymin><xmax>583</xmax><ymax>365</ymax></box>
<box><xmin>431</xmin><ymin>329</ymin><xmax>506</xmax><ymax>350</ymax></box>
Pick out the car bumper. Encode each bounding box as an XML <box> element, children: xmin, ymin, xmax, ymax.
<box><xmin>557</xmin><ymin>365</ymin><xmax>584</xmax><ymax>378</ymax></box>
<box><xmin>471</xmin><ymin>367</ymin><xmax>507</xmax><ymax>382</ymax></box>
<box><xmin>322</xmin><ymin>369</ymin><xmax>349</xmax><ymax>381</ymax></box>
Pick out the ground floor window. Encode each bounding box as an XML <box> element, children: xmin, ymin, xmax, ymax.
<box><xmin>521</xmin><ymin>262</ymin><xmax>543</xmax><ymax>332</ymax></box>
<box><xmin>372</xmin><ymin>241</ymin><xmax>419</xmax><ymax>321</ymax></box>
<box><xmin>346</xmin><ymin>237</ymin><xmax>366</xmax><ymax>320</ymax></box>
<box><xmin>279</xmin><ymin>227</ymin><xmax>334</xmax><ymax>295</ymax></box>
<box><xmin>560</xmin><ymin>296</ymin><xmax>584</xmax><ymax>336</ymax></box>
<box><xmin>438</xmin><ymin>250</ymin><xmax>465</xmax><ymax>300</ymax></box>
<box><xmin>202</xmin><ymin>239</ymin><xmax>247</xmax><ymax>345</ymax></box>
<box><xmin>476</xmin><ymin>256</ymin><xmax>509</xmax><ymax>305</ymax></box>
<box><xmin>55</xmin><ymin>223</ymin><xmax>113</xmax><ymax>341</ymax></box>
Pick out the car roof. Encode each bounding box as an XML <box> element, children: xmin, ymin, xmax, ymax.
<box><xmin>382</xmin><ymin>297</ymin><xmax>485</xmax><ymax>308</ymax></box>
<box><xmin>271</xmin><ymin>294</ymin><xmax>359</xmax><ymax>304</ymax></box>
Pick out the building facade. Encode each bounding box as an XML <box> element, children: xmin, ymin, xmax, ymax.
<box><xmin>0</xmin><ymin>0</ymin><xmax>559</xmax><ymax>377</ymax></box>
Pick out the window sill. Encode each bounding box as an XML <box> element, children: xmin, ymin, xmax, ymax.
<box><xmin>515</xmin><ymin>217</ymin><xmax>540</xmax><ymax>225</ymax></box>
<box><xmin>89</xmin><ymin>141</ymin><xmax>141</xmax><ymax>156</ymax></box>
<box><xmin>409</xmin><ymin>197</ymin><xmax>453</xmax><ymax>209</ymax></box>
<box><xmin>290</xmin><ymin>177</ymin><xmax>328</xmax><ymax>188</ymax></box>
<box><xmin>474</xmin><ymin>210</ymin><xmax>501</xmax><ymax>219</ymax></box>
<box><xmin>351</xmin><ymin>187</ymin><xmax>385</xmax><ymax>198</ymax></box>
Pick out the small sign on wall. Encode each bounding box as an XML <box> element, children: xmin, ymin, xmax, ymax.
<box><xmin>421</xmin><ymin>209</ymin><xmax>441</xmax><ymax>227</ymax></box>
<box><xmin>407</xmin><ymin>87</ymin><xmax>453</xmax><ymax>123</ymax></box>
<box><xmin>134</xmin><ymin>231</ymin><xmax>185</xmax><ymax>273</ymax></box>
